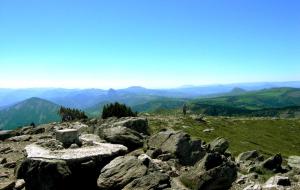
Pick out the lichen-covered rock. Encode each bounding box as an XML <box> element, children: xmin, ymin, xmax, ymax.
<box><xmin>208</xmin><ymin>137</ymin><xmax>229</xmax><ymax>154</ymax></box>
<box><xmin>99</xmin><ymin>126</ymin><xmax>144</xmax><ymax>150</ymax></box>
<box><xmin>263</xmin><ymin>176</ymin><xmax>291</xmax><ymax>189</ymax></box>
<box><xmin>236</xmin><ymin>150</ymin><xmax>259</xmax><ymax>163</ymax></box>
<box><xmin>180</xmin><ymin>153</ymin><xmax>237</xmax><ymax>190</ymax></box>
<box><xmin>97</xmin><ymin>155</ymin><xmax>148</xmax><ymax>189</ymax></box>
<box><xmin>16</xmin><ymin>143</ymin><xmax>127</xmax><ymax>190</ymax></box>
<box><xmin>112</xmin><ymin>117</ymin><xmax>149</xmax><ymax>135</ymax></box>
<box><xmin>261</xmin><ymin>154</ymin><xmax>283</xmax><ymax>172</ymax></box>
<box><xmin>147</xmin><ymin>130</ymin><xmax>206</xmax><ymax>165</ymax></box>
<box><xmin>287</xmin><ymin>156</ymin><xmax>300</xmax><ymax>169</ymax></box>
<box><xmin>123</xmin><ymin>171</ymin><xmax>170</xmax><ymax>190</ymax></box>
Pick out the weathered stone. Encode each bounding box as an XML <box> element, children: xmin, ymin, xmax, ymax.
<box><xmin>97</xmin><ymin>155</ymin><xmax>148</xmax><ymax>189</ymax></box>
<box><xmin>79</xmin><ymin>134</ymin><xmax>105</xmax><ymax>145</ymax></box>
<box><xmin>261</xmin><ymin>154</ymin><xmax>282</xmax><ymax>172</ymax></box>
<box><xmin>243</xmin><ymin>183</ymin><xmax>262</xmax><ymax>190</ymax></box>
<box><xmin>14</xmin><ymin>179</ymin><xmax>25</xmax><ymax>190</ymax></box>
<box><xmin>123</xmin><ymin>171</ymin><xmax>170</xmax><ymax>190</ymax></box>
<box><xmin>208</xmin><ymin>137</ymin><xmax>229</xmax><ymax>154</ymax></box>
<box><xmin>7</xmin><ymin>135</ymin><xmax>31</xmax><ymax>142</ymax></box>
<box><xmin>263</xmin><ymin>176</ymin><xmax>291</xmax><ymax>189</ymax></box>
<box><xmin>16</xmin><ymin>143</ymin><xmax>127</xmax><ymax>190</ymax></box>
<box><xmin>0</xmin><ymin>130</ymin><xmax>13</xmax><ymax>141</ymax></box>
<box><xmin>99</xmin><ymin>126</ymin><xmax>144</xmax><ymax>150</ymax></box>
<box><xmin>55</xmin><ymin>129</ymin><xmax>79</xmax><ymax>147</ymax></box>
<box><xmin>180</xmin><ymin>153</ymin><xmax>237</xmax><ymax>190</ymax></box>
<box><xmin>112</xmin><ymin>117</ymin><xmax>149</xmax><ymax>135</ymax></box>
<box><xmin>171</xmin><ymin>177</ymin><xmax>190</xmax><ymax>190</ymax></box>
<box><xmin>287</xmin><ymin>156</ymin><xmax>300</xmax><ymax>169</ymax></box>
<box><xmin>237</xmin><ymin>150</ymin><xmax>259</xmax><ymax>163</ymax></box>
<box><xmin>203</xmin><ymin>128</ymin><xmax>214</xmax><ymax>133</ymax></box>
<box><xmin>147</xmin><ymin>130</ymin><xmax>206</xmax><ymax>165</ymax></box>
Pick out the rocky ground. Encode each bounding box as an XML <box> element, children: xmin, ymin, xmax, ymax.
<box><xmin>1</xmin><ymin>117</ymin><xmax>300</xmax><ymax>190</ymax></box>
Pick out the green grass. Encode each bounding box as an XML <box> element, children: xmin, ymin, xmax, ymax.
<box><xmin>148</xmin><ymin>112</ymin><xmax>300</xmax><ymax>158</ymax></box>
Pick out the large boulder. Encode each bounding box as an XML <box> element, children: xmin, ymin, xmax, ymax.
<box><xmin>98</xmin><ymin>126</ymin><xmax>144</xmax><ymax>150</ymax></box>
<box><xmin>208</xmin><ymin>137</ymin><xmax>229</xmax><ymax>154</ymax></box>
<box><xmin>97</xmin><ymin>155</ymin><xmax>148</xmax><ymax>189</ymax></box>
<box><xmin>0</xmin><ymin>130</ymin><xmax>14</xmax><ymax>141</ymax></box>
<box><xmin>263</xmin><ymin>176</ymin><xmax>291</xmax><ymax>189</ymax></box>
<box><xmin>147</xmin><ymin>130</ymin><xmax>206</xmax><ymax>165</ymax></box>
<box><xmin>123</xmin><ymin>171</ymin><xmax>170</xmax><ymax>190</ymax></box>
<box><xmin>180</xmin><ymin>153</ymin><xmax>237</xmax><ymax>190</ymax></box>
<box><xmin>16</xmin><ymin>142</ymin><xmax>127</xmax><ymax>190</ymax></box>
<box><xmin>236</xmin><ymin>150</ymin><xmax>259</xmax><ymax>163</ymax></box>
<box><xmin>112</xmin><ymin>117</ymin><xmax>149</xmax><ymax>135</ymax></box>
<box><xmin>261</xmin><ymin>154</ymin><xmax>282</xmax><ymax>172</ymax></box>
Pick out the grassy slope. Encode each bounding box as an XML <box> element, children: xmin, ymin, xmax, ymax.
<box><xmin>0</xmin><ymin>97</ymin><xmax>60</xmax><ymax>130</ymax></box>
<box><xmin>147</xmin><ymin>111</ymin><xmax>300</xmax><ymax>158</ymax></box>
<box><xmin>190</xmin><ymin>87</ymin><xmax>300</xmax><ymax>110</ymax></box>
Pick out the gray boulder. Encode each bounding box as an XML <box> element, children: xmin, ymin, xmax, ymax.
<box><xmin>0</xmin><ymin>130</ymin><xmax>13</xmax><ymax>141</ymax></box>
<box><xmin>236</xmin><ymin>150</ymin><xmax>259</xmax><ymax>163</ymax></box>
<box><xmin>97</xmin><ymin>155</ymin><xmax>148</xmax><ymax>189</ymax></box>
<box><xmin>287</xmin><ymin>156</ymin><xmax>300</xmax><ymax>169</ymax></box>
<box><xmin>180</xmin><ymin>153</ymin><xmax>237</xmax><ymax>190</ymax></box>
<box><xmin>147</xmin><ymin>130</ymin><xmax>206</xmax><ymax>165</ymax></box>
<box><xmin>112</xmin><ymin>117</ymin><xmax>149</xmax><ymax>135</ymax></box>
<box><xmin>208</xmin><ymin>137</ymin><xmax>229</xmax><ymax>154</ymax></box>
<box><xmin>263</xmin><ymin>176</ymin><xmax>291</xmax><ymax>189</ymax></box>
<box><xmin>7</xmin><ymin>135</ymin><xmax>31</xmax><ymax>142</ymax></box>
<box><xmin>123</xmin><ymin>171</ymin><xmax>170</xmax><ymax>190</ymax></box>
<box><xmin>16</xmin><ymin>142</ymin><xmax>127</xmax><ymax>190</ymax></box>
<box><xmin>261</xmin><ymin>154</ymin><xmax>282</xmax><ymax>172</ymax></box>
<box><xmin>98</xmin><ymin>126</ymin><xmax>144</xmax><ymax>150</ymax></box>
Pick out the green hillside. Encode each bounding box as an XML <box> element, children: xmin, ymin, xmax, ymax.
<box><xmin>191</xmin><ymin>87</ymin><xmax>300</xmax><ymax>110</ymax></box>
<box><xmin>0</xmin><ymin>97</ymin><xmax>60</xmax><ymax>130</ymax></box>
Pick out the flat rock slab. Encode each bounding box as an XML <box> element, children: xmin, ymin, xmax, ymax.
<box><xmin>288</xmin><ymin>156</ymin><xmax>300</xmax><ymax>169</ymax></box>
<box><xmin>25</xmin><ymin>143</ymin><xmax>128</xmax><ymax>161</ymax></box>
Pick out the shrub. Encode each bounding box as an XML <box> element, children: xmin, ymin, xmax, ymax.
<box><xmin>58</xmin><ymin>106</ymin><xmax>88</xmax><ymax>122</ymax></box>
<box><xmin>101</xmin><ymin>102</ymin><xmax>137</xmax><ymax>119</ymax></box>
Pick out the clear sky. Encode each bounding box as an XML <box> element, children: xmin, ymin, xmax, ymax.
<box><xmin>0</xmin><ymin>0</ymin><xmax>299</xmax><ymax>89</ymax></box>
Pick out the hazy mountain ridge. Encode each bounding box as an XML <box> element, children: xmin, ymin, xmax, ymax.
<box><xmin>1</xmin><ymin>81</ymin><xmax>300</xmax><ymax>109</ymax></box>
<box><xmin>0</xmin><ymin>97</ymin><xmax>60</xmax><ymax>130</ymax></box>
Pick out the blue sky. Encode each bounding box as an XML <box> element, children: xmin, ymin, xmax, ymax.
<box><xmin>0</xmin><ymin>0</ymin><xmax>299</xmax><ymax>89</ymax></box>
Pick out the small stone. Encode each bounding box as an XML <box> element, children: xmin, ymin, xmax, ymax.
<box><xmin>203</xmin><ymin>128</ymin><xmax>214</xmax><ymax>133</ymax></box>
<box><xmin>55</xmin><ymin>129</ymin><xmax>79</xmax><ymax>147</ymax></box>
<box><xmin>69</xmin><ymin>144</ymin><xmax>79</xmax><ymax>149</ymax></box>
<box><xmin>7</xmin><ymin>135</ymin><xmax>31</xmax><ymax>142</ymax></box>
<box><xmin>14</xmin><ymin>179</ymin><xmax>25</xmax><ymax>190</ymax></box>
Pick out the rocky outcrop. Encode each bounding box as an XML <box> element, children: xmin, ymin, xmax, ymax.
<box><xmin>123</xmin><ymin>171</ymin><xmax>170</xmax><ymax>190</ymax></box>
<box><xmin>97</xmin><ymin>155</ymin><xmax>147</xmax><ymax>189</ymax></box>
<box><xmin>98</xmin><ymin>126</ymin><xmax>144</xmax><ymax>150</ymax></box>
<box><xmin>180</xmin><ymin>153</ymin><xmax>237</xmax><ymax>190</ymax></box>
<box><xmin>146</xmin><ymin>130</ymin><xmax>206</xmax><ymax>165</ymax></box>
<box><xmin>287</xmin><ymin>156</ymin><xmax>300</xmax><ymax>169</ymax></box>
<box><xmin>208</xmin><ymin>137</ymin><xmax>229</xmax><ymax>154</ymax></box>
<box><xmin>16</xmin><ymin>141</ymin><xmax>127</xmax><ymax>190</ymax></box>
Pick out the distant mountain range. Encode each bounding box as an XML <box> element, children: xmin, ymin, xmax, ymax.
<box><xmin>0</xmin><ymin>97</ymin><xmax>60</xmax><ymax>130</ymax></box>
<box><xmin>1</xmin><ymin>82</ymin><xmax>300</xmax><ymax>130</ymax></box>
<box><xmin>1</xmin><ymin>81</ymin><xmax>300</xmax><ymax>109</ymax></box>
